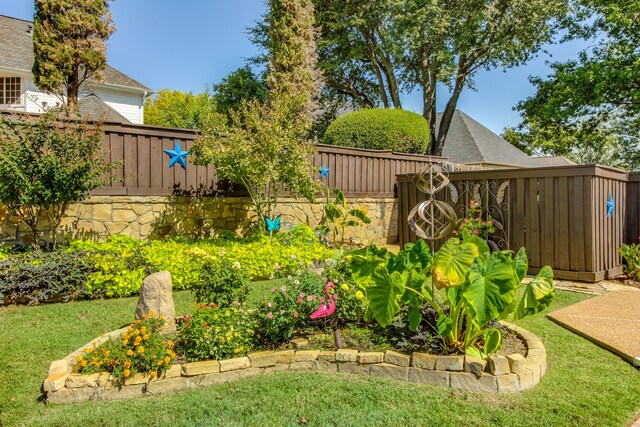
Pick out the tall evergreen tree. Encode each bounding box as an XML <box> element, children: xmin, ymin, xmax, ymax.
<box><xmin>32</xmin><ymin>0</ymin><xmax>115</xmax><ymax>116</ymax></box>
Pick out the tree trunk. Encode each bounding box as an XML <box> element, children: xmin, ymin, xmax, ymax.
<box><xmin>432</xmin><ymin>73</ymin><xmax>466</xmax><ymax>156</ymax></box>
<box><xmin>66</xmin><ymin>83</ymin><xmax>79</xmax><ymax>117</ymax></box>
<box><xmin>419</xmin><ymin>51</ymin><xmax>438</xmax><ymax>153</ymax></box>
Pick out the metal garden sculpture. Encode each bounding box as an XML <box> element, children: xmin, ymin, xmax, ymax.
<box><xmin>163</xmin><ymin>140</ymin><xmax>189</xmax><ymax>169</ymax></box>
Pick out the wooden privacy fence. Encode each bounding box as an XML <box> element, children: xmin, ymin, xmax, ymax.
<box><xmin>398</xmin><ymin>165</ymin><xmax>636</xmax><ymax>282</ymax></box>
<box><xmin>92</xmin><ymin>121</ymin><xmax>461</xmax><ymax>198</ymax></box>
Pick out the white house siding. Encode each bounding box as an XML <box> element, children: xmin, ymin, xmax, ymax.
<box><xmin>93</xmin><ymin>87</ymin><xmax>144</xmax><ymax>124</ymax></box>
<box><xmin>24</xmin><ymin>78</ymin><xmax>63</xmax><ymax>113</ymax></box>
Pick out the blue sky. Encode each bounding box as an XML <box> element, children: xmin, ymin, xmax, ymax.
<box><xmin>0</xmin><ymin>1</ymin><xmax>587</xmax><ymax>134</ymax></box>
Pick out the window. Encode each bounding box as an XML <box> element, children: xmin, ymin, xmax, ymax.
<box><xmin>0</xmin><ymin>77</ymin><xmax>21</xmax><ymax>105</ymax></box>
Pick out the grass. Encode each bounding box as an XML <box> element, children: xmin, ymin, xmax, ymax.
<box><xmin>1</xmin><ymin>287</ymin><xmax>639</xmax><ymax>426</ymax></box>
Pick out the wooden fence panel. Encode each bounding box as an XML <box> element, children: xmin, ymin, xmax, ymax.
<box><xmin>397</xmin><ymin>165</ymin><xmax>630</xmax><ymax>282</ymax></box>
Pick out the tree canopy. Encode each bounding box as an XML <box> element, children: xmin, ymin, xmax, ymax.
<box><xmin>144</xmin><ymin>89</ymin><xmax>215</xmax><ymax>129</ymax></box>
<box><xmin>32</xmin><ymin>0</ymin><xmax>115</xmax><ymax>116</ymax></box>
<box><xmin>505</xmin><ymin>0</ymin><xmax>640</xmax><ymax>170</ymax></box>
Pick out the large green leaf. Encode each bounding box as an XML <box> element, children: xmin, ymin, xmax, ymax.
<box><xmin>365</xmin><ymin>267</ymin><xmax>406</xmax><ymax>327</ymax></box>
<box><xmin>461</xmin><ymin>253</ymin><xmax>518</xmax><ymax>327</ymax></box>
<box><xmin>407</xmin><ymin>239</ymin><xmax>432</xmax><ymax>271</ymax></box>
<box><xmin>514</xmin><ymin>247</ymin><xmax>528</xmax><ymax>282</ymax></box>
<box><xmin>408</xmin><ymin>307</ymin><xmax>422</xmax><ymax>332</ymax></box>
<box><xmin>463</xmin><ymin>235</ymin><xmax>490</xmax><ymax>262</ymax></box>
<box><xmin>436</xmin><ymin>314</ymin><xmax>453</xmax><ymax>338</ymax></box>
<box><xmin>348</xmin><ymin>208</ymin><xmax>371</xmax><ymax>224</ymax></box>
<box><xmin>431</xmin><ymin>238</ymin><xmax>480</xmax><ymax>289</ymax></box>
<box><xmin>350</xmin><ymin>254</ymin><xmax>386</xmax><ymax>286</ymax></box>
<box><xmin>333</xmin><ymin>188</ymin><xmax>346</xmax><ymax>208</ymax></box>
<box><xmin>514</xmin><ymin>265</ymin><xmax>555</xmax><ymax>320</ymax></box>
<box><xmin>324</xmin><ymin>203</ymin><xmax>343</xmax><ymax>222</ymax></box>
<box><xmin>483</xmin><ymin>328</ymin><xmax>502</xmax><ymax>355</ymax></box>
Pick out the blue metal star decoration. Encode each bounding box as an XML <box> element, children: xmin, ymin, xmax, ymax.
<box><xmin>319</xmin><ymin>165</ymin><xmax>330</xmax><ymax>178</ymax></box>
<box><xmin>164</xmin><ymin>140</ymin><xmax>189</xmax><ymax>169</ymax></box>
<box><xmin>606</xmin><ymin>193</ymin><xmax>615</xmax><ymax>217</ymax></box>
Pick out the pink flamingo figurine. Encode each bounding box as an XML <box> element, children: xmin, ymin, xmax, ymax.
<box><xmin>310</xmin><ymin>282</ymin><xmax>336</xmax><ymax>319</ymax></box>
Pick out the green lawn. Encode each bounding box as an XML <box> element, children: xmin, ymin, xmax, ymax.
<box><xmin>1</xmin><ymin>287</ymin><xmax>639</xmax><ymax>427</ymax></box>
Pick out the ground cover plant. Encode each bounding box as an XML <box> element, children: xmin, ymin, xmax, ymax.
<box><xmin>0</xmin><ymin>224</ymin><xmax>331</xmax><ymax>303</ymax></box>
<box><xmin>1</xmin><ymin>288</ymin><xmax>639</xmax><ymax>426</ymax></box>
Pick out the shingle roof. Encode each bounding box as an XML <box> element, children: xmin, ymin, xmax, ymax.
<box><xmin>437</xmin><ymin>110</ymin><xmax>539</xmax><ymax>167</ymax></box>
<box><xmin>532</xmin><ymin>155</ymin><xmax>577</xmax><ymax>167</ymax></box>
<box><xmin>0</xmin><ymin>15</ymin><xmax>150</xmax><ymax>92</ymax></box>
<box><xmin>78</xmin><ymin>94</ymin><xmax>131</xmax><ymax>123</ymax></box>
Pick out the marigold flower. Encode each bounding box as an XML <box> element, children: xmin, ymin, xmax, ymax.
<box><xmin>341</xmin><ymin>284</ymin><xmax>349</xmax><ymax>291</ymax></box>
<box><xmin>355</xmin><ymin>291</ymin><xmax>364</xmax><ymax>300</ymax></box>
<box><xmin>158</xmin><ymin>360</ymin><xmax>164</xmax><ymax>366</ymax></box>
<box><xmin>138</xmin><ymin>346</ymin><xmax>145</xmax><ymax>353</ymax></box>
<box><xmin>80</xmin><ymin>360</ymin><xmax>87</xmax><ymax>367</ymax></box>
<box><xmin>164</xmin><ymin>356</ymin><xmax>171</xmax><ymax>364</ymax></box>
<box><xmin>124</xmin><ymin>361</ymin><xmax>131</xmax><ymax>368</ymax></box>
<box><xmin>76</xmin><ymin>355</ymin><xmax>83</xmax><ymax>362</ymax></box>
<box><xmin>150</xmin><ymin>371</ymin><xmax>157</xmax><ymax>379</ymax></box>
<box><xmin>127</xmin><ymin>349</ymin><xmax>134</xmax><ymax>356</ymax></box>
<box><xmin>123</xmin><ymin>369</ymin><xmax>130</xmax><ymax>377</ymax></box>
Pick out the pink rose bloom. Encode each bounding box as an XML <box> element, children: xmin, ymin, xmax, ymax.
<box><xmin>280</xmin><ymin>286</ymin><xmax>287</xmax><ymax>292</ymax></box>
<box><xmin>299</xmin><ymin>293</ymin><xmax>305</xmax><ymax>298</ymax></box>
<box><xmin>271</xmin><ymin>287</ymin><xmax>277</xmax><ymax>293</ymax></box>
<box><xmin>322</xmin><ymin>277</ymin><xmax>328</xmax><ymax>283</ymax></box>
<box><xmin>268</xmin><ymin>302</ymin><xmax>273</xmax><ymax>308</ymax></box>
<box><xmin>297</xmin><ymin>298</ymin><xmax>303</xmax><ymax>303</ymax></box>
<box><xmin>267</xmin><ymin>312</ymin><xmax>273</xmax><ymax>319</ymax></box>
<box><xmin>293</xmin><ymin>312</ymin><xmax>299</xmax><ymax>318</ymax></box>
<box><xmin>333</xmin><ymin>294</ymin><xmax>338</xmax><ymax>300</ymax></box>
<box><xmin>274</xmin><ymin>264</ymin><xmax>281</xmax><ymax>270</ymax></box>
<box><xmin>319</xmin><ymin>297</ymin><xmax>325</xmax><ymax>303</ymax></box>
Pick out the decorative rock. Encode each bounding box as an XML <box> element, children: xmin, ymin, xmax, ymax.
<box><xmin>435</xmin><ymin>355</ymin><xmax>464</xmax><ymax>371</ymax></box>
<box><xmin>290</xmin><ymin>338</ymin><xmax>309</xmax><ymax>349</ymax></box>
<box><xmin>411</xmin><ymin>353</ymin><xmax>437</xmax><ymax>370</ymax></box>
<box><xmin>248</xmin><ymin>351</ymin><xmax>278</xmax><ymax>368</ymax></box>
<box><xmin>163</xmin><ymin>364</ymin><xmax>183</xmax><ymax>379</ymax></box>
<box><xmin>182</xmin><ymin>360</ymin><xmax>220</xmax><ymax>376</ymax></box>
<box><xmin>43</xmin><ymin>373</ymin><xmax>68</xmax><ymax>392</ymax></box>
<box><xmin>450</xmin><ymin>372</ymin><xmax>495</xmax><ymax>392</ymax></box>
<box><xmin>464</xmin><ymin>356</ymin><xmax>487</xmax><ymax>378</ymax></box>
<box><xmin>101</xmin><ymin>384</ymin><xmax>146</xmax><ymax>401</ymax></box>
<box><xmin>384</xmin><ymin>350</ymin><xmax>411</xmax><ymax>367</ymax></box>
<box><xmin>337</xmin><ymin>361</ymin><xmax>369</xmax><ymax>375</ymax></box>
<box><xmin>125</xmin><ymin>373</ymin><xmax>150</xmax><ymax>385</ymax></box>
<box><xmin>274</xmin><ymin>350</ymin><xmax>295</xmax><ymax>364</ymax></box>
<box><xmin>317</xmin><ymin>350</ymin><xmax>336</xmax><ymax>361</ymax></box>
<box><xmin>289</xmin><ymin>361</ymin><xmax>315</xmax><ymax>371</ymax></box>
<box><xmin>97</xmin><ymin>373</ymin><xmax>114</xmax><ymax>387</ymax></box>
<box><xmin>294</xmin><ymin>350</ymin><xmax>320</xmax><ymax>362</ymax></box>
<box><xmin>47</xmin><ymin>387</ymin><xmax>97</xmax><ymax>404</ymax></box>
<box><xmin>219</xmin><ymin>357</ymin><xmax>250</xmax><ymax>372</ymax></box>
<box><xmin>506</xmin><ymin>353</ymin><xmax>527</xmax><ymax>375</ymax></box>
<box><xmin>357</xmin><ymin>352</ymin><xmax>384</xmax><ymax>364</ymax></box>
<box><xmin>488</xmin><ymin>355</ymin><xmax>511</xmax><ymax>376</ymax></box>
<box><xmin>146</xmin><ymin>377</ymin><xmax>188</xmax><ymax>395</ymax></box>
<box><xmin>335</xmin><ymin>349</ymin><xmax>359</xmax><ymax>362</ymax></box>
<box><xmin>496</xmin><ymin>373</ymin><xmax>520</xmax><ymax>392</ymax></box>
<box><xmin>199</xmin><ymin>368</ymin><xmax>263</xmax><ymax>387</ymax></box>
<box><xmin>370</xmin><ymin>363</ymin><xmax>408</xmax><ymax>381</ymax></box>
<box><xmin>134</xmin><ymin>271</ymin><xmax>176</xmax><ymax>334</ymax></box>
<box><xmin>264</xmin><ymin>364</ymin><xmax>290</xmax><ymax>374</ymax></box>
<box><xmin>66</xmin><ymin>373</ymin><xmax>99</xmax><ymax>389</ymax></box>
<box><xmin>408</xmin><ymin>368</ymin><xmax>449</xmax><ymax>387</ymax></box>
<box><xmin>48</xmin><ymin>359</ymin><xmax>71</xmax><ymax>376</ymax></box>
<box><xmin>314</xmin><ymin>360</ymin><xmax>338</xmax><ymax>372</ymax></box>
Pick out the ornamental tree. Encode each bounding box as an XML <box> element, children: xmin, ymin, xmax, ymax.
<box><xmin>0</xmin><ymin>112</ymin><xmax>113</xmax><ymax>247</ymax></box>
<box><xmin>33</xmin><ymin>0</ymin><xmax>115</xmax><ymax>116</ymax></box>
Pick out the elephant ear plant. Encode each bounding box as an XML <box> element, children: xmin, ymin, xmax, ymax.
<box><xmin>351</xmin><ymin>237</ymin><xmax>555</xmax><ymax>358</ymax></box>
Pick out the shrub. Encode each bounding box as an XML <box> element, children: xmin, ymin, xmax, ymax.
<box><xmin>619</xmin><ymin>243</ymin><xmax>640</xmax><ymax>281</ymax></box>
<box><xmin>323</xmin><ymin>109</ymin><xmax>430</xmax><ymax>154</ymax></box>
<box><xmin>452</xmin><ymin>200</ymin><xmax>497</xmax><ymax>240</ymax></box>
<box><xmin>176</xmin><ymin>304</ymin><xmax>255</xmax><ymax>362</ymax></box>
<box><xmin>191</xmin><ymin>261</ymin><xmax>250</xmax><ymax>306</ymax></box>
<box><xmin>74</xmin><ymin>313</ymin><xmax>176</xmax><ymax>384</ymax></box>
<box><xmin>0</xmin><ymin>111</ymin><xmax>113</xmax><ymax>246</ymax></box>
<box><xmin>0</xmin><ymin>250</ymin><xmax>93</xmax><ymax>305</ymax></box>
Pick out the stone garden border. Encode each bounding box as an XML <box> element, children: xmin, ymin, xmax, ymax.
<box><xmin>42</xmin><ymin>321</ymin><xmax>546</xmax><ymax>404</ymax></box>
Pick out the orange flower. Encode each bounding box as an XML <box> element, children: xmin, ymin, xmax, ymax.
<box><xmin>123</xmin><ymin>369</ymin><xmax>130</xmax><ymax>377</ymax></box>
<box><xmin>137</xmin><ymin>346</ymin><xmax>145</xmax><ymax>353</ymax></box>
<box><xmin>157</xmin><ymin>360</ymin><xmax>163</xmax><ymax>366</ymax></box>
<box><xmin>150</xmin><ymin>371</ymin><xmax>157</xmax><ymax>379</ymax></box>
<box><xmin>127</xmin><ymin>349</ymin><xmax>134</xmax><ymax>356</ymax></box>
<box><xmin>164</xmin><ymin>356</ymin><xmax>171</xmax><ymax>364</ymax></box>
<box><xmin>124</xmin><ymin>361</ymin><xmax>131</xmax><ymax>368</ymax></box>
<box><xmin>143</xmin><ymin>334</ymin><xmax>150</xmax><ymax>341</ymax></box>
<box><xmin>122</xmin><ymin>340</ymin><xmax>129</xmax><ymax>346</ymax></box>
<box><xmin>80</xmin><ymin>360</ymin><xmax>87</xmax><ymax>367</ymax></box>
<box><xmin>76</xmin><ymin>355</ymin><xmax>83</xmax><ymax>362</ymax></box>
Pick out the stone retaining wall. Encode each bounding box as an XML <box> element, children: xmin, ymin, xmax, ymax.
<box><xmin>43</xmin><ymin>322</ymin><xmax>547</xmax><ymax>404</ymax></box>
<box><xmin>0</xmin><ymin>196</ymin><xmax>398</xmax><ymax>246</ymax></box>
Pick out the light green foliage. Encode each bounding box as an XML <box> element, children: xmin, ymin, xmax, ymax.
<box><xmin>176</xmin><ymin>304</ymin><xmax>256</xmax><ymax>362</ymax></box>
<box><xmin>618</xmin><ymin>243</ymin><xmax>640</xmax><ymax>281</ymax></box>
<box><xmin>506</xmin><ymin>0</ymin><xmax>640</xmax><ymax>170</ymax></box>
<box><xmin>68</xmin><ymin>224</ymin><xmax>331</xmax><ymax>297</ymax></box>
<box><xmin>144</xmin><ymin>89</ymin><xmax>215</xmax><ymax>130</ymax></box>
<box><xmin>318</xmin><ymin>188</ymin><xmax>371</xmax><ymax>247</ymax></box>
<box><xmin>323</xmin><ymin>109</ymin><xmax>430</xmax><ymax>154</ymax></box>
<box><xmin>192</xmin><ymin>96</ymin><xmax>318</xmax><ymax>227</ymax></box>
<box><xmin>212</xmin><ymin>66</ymin><xmax>267</xmax><ymax>115</ymax></box>
<box><xmin>0</xmin><ymin>112</ymin><xmax>113</xmax><ymax>246</ymax></box>
<box><xmin>191</xmin><ymin>261</ymin><xmax>250</xmax><ymax>307</ymax></box>
<box><xmin>32</xmin><ymin>0</ymin><xmax>115</xmax><ymax>115</ymax></box>
<box><xmin>352</xmin><ymin>237</ymin><xmax>555</xmax><ymax>356</ymax></box>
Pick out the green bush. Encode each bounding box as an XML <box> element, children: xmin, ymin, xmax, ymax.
<box><xmin>191</xmin><ymin>261</ymin><xmax>250</xmax><ymax>306</ymax></box>
<box><xmin>619</xmin><ymin>243</ymin><xmax>640</xmax><ymax>281</ymax></box>
<box><xmin>323</xmin><ymin>108</ymin><xmax>430</xmax><ymax>154</ymax></box>
<box><xmin>176</xmin><ymin>304</ymin><xmax>256</xmax><ymax>362</ymax></box>
<box><xmin>0</xmin><ymin>250</ymin><xmax>94</xmax><ymax>305</ymax></box>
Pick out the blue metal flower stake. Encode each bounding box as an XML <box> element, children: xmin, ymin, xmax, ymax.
<box><xmin>164</xmin><ymin>140</ymin><xmax>189</xmax><ymax>169</ymax></box>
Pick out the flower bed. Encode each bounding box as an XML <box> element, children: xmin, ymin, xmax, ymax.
<box><xmin>42</xmin><ymin>321</ymin><xmax>547</xmax><ymax>404</ymax></box>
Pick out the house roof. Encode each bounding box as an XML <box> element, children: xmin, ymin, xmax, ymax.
<box><xmin>532</xmin><ymin>155</ymin><xmax>577</xmax><ymax>167</ymax></box>
<box><xmin>78</xmin><ymin>94</ymin><xmax>131</xmax><ymax>123</ymax></box>
<box><xmin>0</xmin><ymin>15</ymin><xmax>150</xmax><ymax>92</ymax></box>
<box><xmin>436</xmin><ymin>110</ymin><xmax>539</xmax><ymax>168</ymax></box>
